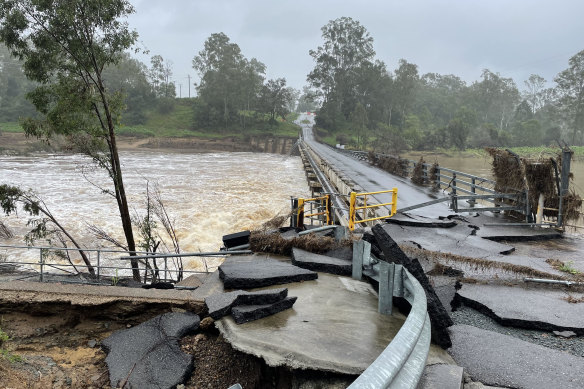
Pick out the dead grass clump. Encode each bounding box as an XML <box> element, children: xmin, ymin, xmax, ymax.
<box><xmin>249</xmin><ymin>231</ymin><xmax>351</xmax><ymax>256</ymax></box>
<box><xmin>563</xmin><ymin>295</ymin><xmax>584</xmax><ymax>304</ymax></box>
<box><xmin>400</xmin><ymin>244</ymin><xmax>570</xmax><ymax>280</ymax></box>
<box><xmin>376</xmin><ymin>155</ymin><xmax>409</xmax><ymax>177</ymax></box>
<box><xmin>428</xmin><ymin>162</ymin><xmax>439</xmax><ymax>188</ymax></box>
<box><xmin>486</xmin><ymin>148</ymin><xmax>582</xmax><ymax>223</ymax></box>
<box><xmin>563</xmin><ymin>191</ymin><xmax>582</xmax><ymax>221</ymax></box>
<box><xmin>260</xmin><ymin>214</ymin><xmax>289</xmax><ymax>230</ymax></box>
<box><xmin>486</xmin><ymin>148</ymin><xmax>525</xmax><ymax>193</ymax></box>
<box><xmin>411</xmin><ymin>157</ymin><xmax>427</xmax><ymax>186</ymax></box>
<box><xmin>545</xmin><ymin>258</ymin><xmax>565</xmax><ymax>269</ymax></box>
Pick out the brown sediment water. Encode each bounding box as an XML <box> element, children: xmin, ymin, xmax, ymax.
<box><xmin>0</xmin><ymin>150</ymin><xmax>310</xmax><ymax>271</ymax></box>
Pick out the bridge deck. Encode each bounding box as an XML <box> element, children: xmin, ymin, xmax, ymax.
<box><xmin>299</xmin><ymin>114</ymin><xmax>453</xmax><ymax>220</ymax></box>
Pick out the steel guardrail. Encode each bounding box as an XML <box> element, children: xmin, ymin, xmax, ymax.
<box><xmin>349</xmin><ymin>258</ymin><xmax>431</xmax><ymax>388</ymax></box>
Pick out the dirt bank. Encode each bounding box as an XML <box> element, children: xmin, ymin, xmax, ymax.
<box><xmin>0</xmin><ymin>132</ymin><xmax>262</xmax><ymax>155</ymax></box>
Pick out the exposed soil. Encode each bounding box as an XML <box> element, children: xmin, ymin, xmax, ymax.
<box><xmin>0</xmin><ymin>132</ymin><xmax>296</xmax><ymax>155</ymax></box>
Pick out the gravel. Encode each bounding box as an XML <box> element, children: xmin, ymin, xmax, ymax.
<box><xmin>451</xmin><ymin>305</ymin><xmax>584</xmax><ymax>357</ymax></box>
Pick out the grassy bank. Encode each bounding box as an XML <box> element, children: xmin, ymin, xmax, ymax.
<box><xmin>0</xmin><ymin>100</ymin><xmax>301</xmax><ymax>140</ymax></box>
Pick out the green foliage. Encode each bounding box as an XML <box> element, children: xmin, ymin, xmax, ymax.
<box><xmin>555</xmin><ymin>50</ymin><xmax>584</xmax><ymax>144</ymax></box>
<box><xmin>308</xmin><ymin>17</ymin><xmax>376</xmax><ymax>129</ymax></box>
<box><xmin>559</xmin><ymin>261</ymin><xmax>580</xmax><ymax>275</ymax></box>
<box><xmin>0</xmin><ymin>0</ymin><xmax>147</xmax><ymax>280</ymax></box>
<box><xmin>0</xmin><ymin>328</ymin><xmax>22</xmax><ymax>363</ymax></box>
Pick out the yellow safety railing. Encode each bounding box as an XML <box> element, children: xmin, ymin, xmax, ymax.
<box><xmin>297</xmin><ymin>195</ymin><xmax>331</xmax><ymax>228</ymax></box>
<box><xmin>349</xmin><ymin>188</ymin><xmax>398</xmax><ymax>231</ymax></box>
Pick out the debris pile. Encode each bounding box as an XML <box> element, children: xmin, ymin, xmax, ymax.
<box><xmin>486</xmin><ymin>147</ymin><xmax>582</xmax><ymax>223</ymax></box>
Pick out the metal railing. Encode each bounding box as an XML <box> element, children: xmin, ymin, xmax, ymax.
<box><xmin>293</xmin><ymin>195</ymin><xmax>332</xmax><ymax>228</ymax></box>
<box><xmin>0</xmin><ymin>244</ymin><xmax>248</xmax><ymax>284</ymax></box>
<box><xmin>338</xmin><ymin>149</ymin><xmax>533</xmax><ymax>221</ymax></box>
<box><xmin>349</xmin><ymin>189</ymin><xmax>398</xmax><ymax>231</ymax></box>
<box><xmin>350</xmin><ymin>240</ymin><xmax>430</xmax><ymax>388</ymax></box>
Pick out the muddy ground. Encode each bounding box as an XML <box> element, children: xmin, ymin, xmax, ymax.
<box><xmin>0</xmin><ymin>299</ymin><xmax>264</xmax><ymax>389</ymax></box>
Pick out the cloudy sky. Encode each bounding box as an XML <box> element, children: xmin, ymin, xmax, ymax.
<box><xmin>128</xmin><ymin>0</ymin><xmax>583</xmax><ymax>95</ymax></box>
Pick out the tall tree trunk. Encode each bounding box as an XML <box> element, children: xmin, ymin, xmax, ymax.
<box><xmin>98</xmin><ymin>75</ymin><xmax>140</xmax><ymax>281</ymax></box>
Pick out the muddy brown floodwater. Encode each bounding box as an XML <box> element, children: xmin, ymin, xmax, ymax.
<box><xmin>0</xmin><ymin>150</ymin><xmax>310</xmax><ymax>274</ymax></box>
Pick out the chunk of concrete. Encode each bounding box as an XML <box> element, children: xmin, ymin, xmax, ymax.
<box><xmin>372</xmin><ymin>224</ymin><xmax>453</xmax><ymax>349</ymax></box>
<box><xmin>291</xmin><ymin>248</ymin><xmax>352</xmax><ymax>276</ymax></box>
<box><xmin>101</xmin><ymin>312</ymin><xmax>200</xmax><ymax>389</ymax></box>
<box><xmin>231</xmin><ymin>297</ymin><xmax>298</xmax><ymax>324</ymax></box>
<box><xmin>388</xmin><ymin>213</ymin><xmax>457</xmax><ymax>228</ymax></box>
<box><xmin>449</xmin><ymin>324</ymin><xmax>584</xmax><ymax>389</ymax></box>
<box><xmin>455</xmin><ymin>284</ymin><xmax>584</xmax><ymax>334</ymax></box>
<box><xmin>219</xmin><ymin>256</ymin><xmax>317</xmax><ymax>289</ymax></box>
<box><xmin>324</xmin><ymin>246</ymin><xmax>353</xmax><ymax>261</ymax></box>
<box><xmin>216</xmin><ymin>273</ymin><xmax>406</xmax><ymax>375</ymax></box>
<box><xmin>418</xmin><ymin>364</ymin><xmax>463</xmax><ymax>389</ymax></box>
<box><xmin>382</xmin><ymin>223</ymin><xmax>515</xmax><ymax>257</ymax></box>
<box><xmin>205</xmin><ymin>288</ymin><xmax>288</xmax><ymax>320</ymax></box>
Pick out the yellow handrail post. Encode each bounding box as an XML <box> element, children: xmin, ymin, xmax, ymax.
<box><xmin>349</xmin><ymin>192</ymin><xmax>356</xmax><ymax>231</ymax></box>
<box><xmin>325</xmin><ymin>194</ymin><xmax>331</xmax><ymax>225</ymax></box>
<box><xmin>348</xmin><ymin>188</ymin><xmax>398</xmax><ymax>231</ymax></box>
<box><xmin>297</xmin><ymin>198</ymin><xmax>305</xmax><ymax>228</ymax></box>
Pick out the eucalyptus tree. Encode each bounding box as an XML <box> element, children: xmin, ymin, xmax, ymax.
<box><xmin>0</xmin><ymin>44</ymin><xmax>36</xmax><ymax>121</ymax></box>
<box><xmin>523</xmin><ymin>74</ymin><xmax>546</xmax><ymax>115</ymax></box>
<box><xmin>259</xmin><ymin>78</ymin><xmax>294</xmax><ymax>124</ymax></box>
<box><xmin>149</xmin><ymin>54</ymin><xmax>175</xmax><ymax>98</ymax></box>
<box><xmin>470</xmin><ymin>69</ymin><xmax>520</xmax><ymax>130</ymax></box>
<box><xmin>555</xmin><ymin>50</ymin><xmax>584</xmax><ymax>144</ymax></box>
<box><xmin>193</xmin><ymin>33</ymin><xmax>252</xmax><ymax>129</ymax></box>
<box><xmin>393</xmin><ymin>59</ymin><xmax>420</xmax><ymax>128</ymax></box>
<box><xmin>307</xmin><ymin>17</ymin><xmax>376</xmax><ymax>129</ymax></box>
<box><xmin>0</xmin><ymin>0</ymin><xmax>142</xmax><ymax>280</ymax></box>
<box><xmin>296</xmin><ymin>86</ymin><xmax>319</xmax><ymax>113</ymax></box>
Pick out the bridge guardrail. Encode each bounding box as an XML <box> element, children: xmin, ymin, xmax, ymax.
<box><xmin>294</xmin><ymin>195</ymin><xmax>332</xmax><ymax>228</ymax></box>
<box><xmin>349</xmin><ymin>189</ymin><xmax>398</xmax><ymax>231</ymax></box>
<box><xmin>350</xmin><ymin>241</ymin><xmax>431</xmax><ymax>388</ymax></box>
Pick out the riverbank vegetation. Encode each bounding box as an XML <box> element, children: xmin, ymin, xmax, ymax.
<box><xmin>0</xmin><ymin>31</ymin><xmax>301</xmax><ymax>143</ymax></box>
<box><xmin>307</xmin><ymin>17</ymin><xmax>584</xmax><ymax>153</ymax></box>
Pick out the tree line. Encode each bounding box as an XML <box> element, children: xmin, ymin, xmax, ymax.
<box><xmin>0</xmin><ymin>34</ymin><xmax>298</xmax><ymax>132</ymax></box>
<box><xmin>306</xmin><ymin>17</ymin><xmax>584</xmax><ymax>151</ymax></box>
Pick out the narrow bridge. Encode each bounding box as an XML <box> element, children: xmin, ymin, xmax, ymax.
<box><xmin>292</xmin><ymin>113</ymin><xmax>579</xmax><ymax>389</ymax></box>
<box><xmin>297</xmin><ymin>113</ymin><xmax>454</xmax><ymax>226</ymax></box>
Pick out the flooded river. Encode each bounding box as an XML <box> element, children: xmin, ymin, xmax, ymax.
<box><xmin>0</xmin><ymin>151</ymin><xmax>309</xmax><ymax>271</ymax></box>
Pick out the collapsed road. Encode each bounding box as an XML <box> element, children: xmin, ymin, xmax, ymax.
<box><xmin>0</xmin><ymin>114</ymin><xmax>583</xmax><ymax>388</ymax></box>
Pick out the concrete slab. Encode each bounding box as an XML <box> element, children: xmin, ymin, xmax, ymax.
<box><xmin>449</xmin><ymin>324</ymin><xmax>584</xmax><ymax>389</ymax></box>
<box><xmin>418</xmin><ymin>364</ymin><xmax>463</xmax><ymax>389</ymax></box>
<box><xmin>456</xmin><ymin>284</ymin><xmax>584</xmax><ymax>334</ymax></box>
<box><xmin>291</xmin><ymin>247</ymin><xmax>352</xmax><ymax>276</ymax></box>
<box><xmin>430</xmin><ymin>276</ymin><xmax>458</xmax><ymax>312</ymax></box>
<box><xmin>219</xmin><ymin>255</ymin><xmax>318</xmax><ymax>289</ymax></box>
<box><xmin>205</xmin><ymin>288</ymin><xmax>288</xmax><ymax>319</ymax></box>
<box><xmin>381</xmin><ymin>223</ymin><xmax>515</xmax><ymax>258</ymax></box>
<box><xmin>102</xmin><ymin>312</ymin><xmax>200</xmax><ymax>389</ymax></box>
<box><xmin>390</xmin><ymin>213</ymin><xmax>457</xmax><ymax>228</ymax></box>
<box><xmin>0</xmin><ymin>280</ymin><xmax>205</xmax><ymax>312</ymax></box>
<box><xmin>324</xmin><ymin>246</ymin><xmax>353</xmax><ymax>261</ymax></box>
<box><xmin>231</xmin><ymin>297</ymin><xmax>297</xmax><ymax>324</ymax></box>
<box><xmin>476</xmin><ymin>223</ymin><xmax>563</xmax><ymax>242</ymax></box>
<box><xmin>216</xmin><ymin>273</ymin><xmax>406</xmax><ymax>375</ymax></box>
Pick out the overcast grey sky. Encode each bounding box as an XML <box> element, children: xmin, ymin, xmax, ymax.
<box><xmin>128</xmin><ymin>0</ymin><xmax>583</xmax><ymax>95</ymax></box>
